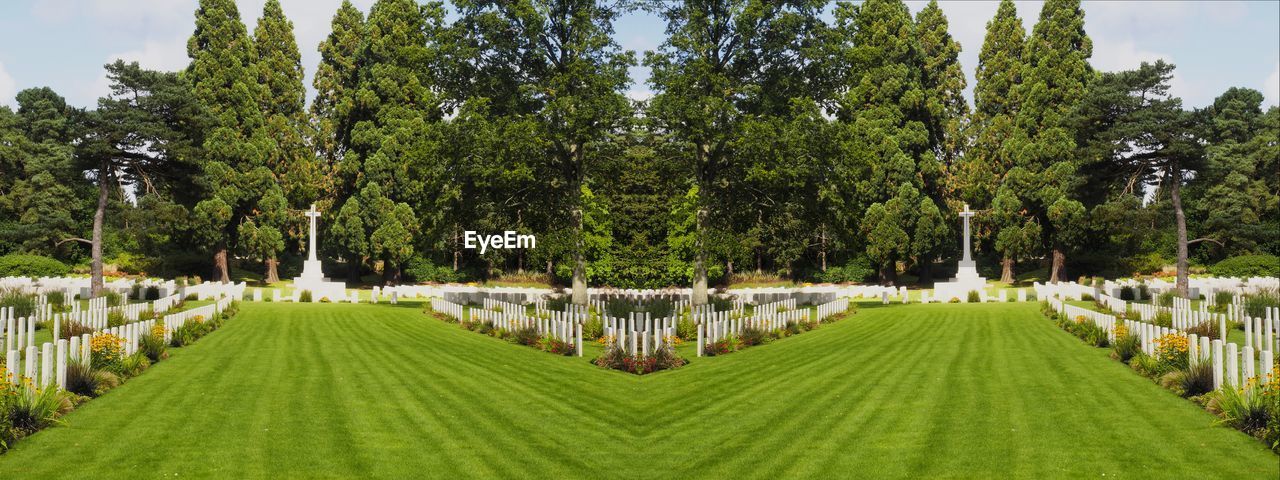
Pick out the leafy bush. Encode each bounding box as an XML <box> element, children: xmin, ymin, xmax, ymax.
<box><xmin>1185</xmin><ymin>320</ymin><xmax>1221</xmax><ymax>340</ymax></box>
<box><xmin>605</xmin><ymin>298</ymin><xmax>635</xmax><ymax>318</ymax></box>
<box><xmin>703</xmin><ymin>335</ymin><xmax>741</xmax><ymax>356</ymax></box>
<box><xmin>1111</xmin><ymin>333</ymin><xmax>1142</xmax><ymax>364</ymax></box>
<box><xmin>582</xmin><ymin>317</ymin><xmax>603</xmax><ymax>340</ymax></box>
<box><xmin>403</xmin><ymin>256</ymin><xmax>460</xmax><ymax>283</ymax></box>
<box><xmin>60</xmin><ymin>320</ymin><xmax>95</xmax><ymax>339</ymax></box>
<box><xmin>106</xmin><ymin>311</ymin><xmax>126</xmax><ymax>328</ymax></box>
<box><xmin>1156</xmin><ymin>291</ymin><xmax>1175</xmax><ymax>307</ymax></box>
<box><xmin>0</xmin><ymin>288</ymin><xmax>35</xmax><ymax>318</ymax></box>
<box><xmin>112</xmin><ymin>353</ymin><xmax>151</xmax><ymax>379</ymax></box>
<box><xmin>138</xmin><ymin>330</ymin><xmax>169</xmax><ymax>363</ymax></box>
<box><xmin>739</xmin><ymin>327</ymin><xmax>769</xmax><ymax>347</ymax></box>
<box><xmin>1208</xmin><ymin>382</ymin><xmax>1272</xmax><ymax>437</ymax></box>
<box><xmin>0</xmin><ymin>254</ymin><xmax>70</xmax><ymax>277</ymax></box>
<box><xmin>144</xmin><ymin>286</ymin><xmax>161</xmax><ymax>301</ymax></box>
<box><xmin>1119</xmin><ymin>285</ymin><xmax>1135</xmax><ymax>301</ymax></box>
<box><xmin>298</xmin><ymin>290</ymin><xmax>312</xmax><ymax>303</ymax></box>
<box><xmin>1154</xmin><ymin>311</ymin><xmax>1172</xmax><ymax>328</ymax></box>
<box><xmin>1159</xmin><ymin>362</ymin><xmax>1214</xmax><ymax>398</ymax></box>
<box><xmin>46</xmin><ymin>291</ymin><xmax>65</xmax><ymax>309</ymax></box>
<box><xmin>509</xmin><ymin>327</ymin><xmax>540</xmax><ymax>347</ymax></box>
<box><xmin>815</xmin><ymin>258</ymin><xmax>876</xmax><ymax>283</ymax></box>
<box><xmin>536</xmin><ymin>335</ymin><xmax>575</xmax><ymax>356</ymax></box>
<box><xmin>5</xmin><ymin>384</ymin><xmax>70</xmax><ymax>439</ymax></box>
<box><xmin>709</xmin><ymin>295</ymin><xmax>737</xmax><ymax>312</ymax></box>
<box><xmin>1129</xmin><ymin>353</ymin><xmax>1164</xmax><ymax>378</ymax></box>
<box><xmin>1210</xmin><ymin>254</ymin><xmax>1280</xmax><ymax>278</ymax></box>
<box><xmin>1242</xmin><ymin>288</ymin><xmax>1280</xmax><ymax>319</ymax></box>
<box><xmin>593</xmin><ymin>343</ymin><xmax>685</xmax><ymax>375</ymax></box>
<box><xmin>676</xmin><ymin>315</ymin><xmax>697</xmax><ymax>341</ymax></box>
<box><xmin>645</xmin><ymin>298</ymin><xmax>674</xmax><ymax>318</ymax></box>
<box><xmin>90</xmin><ymin>334</ymin><xmax>125</xmax><ymax>370</ymax></box>
<box><xmin>967</xmin><ymin>290</ymin><xmax>981</xmax><ymax>303</ymax></box>
<box><xmin>105</xmin><ymin>291</ymin><xmax>122</xmax><ymax>307</ymax></box>
<box><xmin>65</xmin><ymin>360</ymin><xmax>119</xmax><ymax>397</ymax></box>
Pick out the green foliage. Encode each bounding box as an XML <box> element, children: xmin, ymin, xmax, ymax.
<box><xmin>1207</xmin><ymin>382</ymin><xmax>1272</xmax><ymax>438</ymax></box>
<box><xmin>1111</xmin><ymin>333</ymin><xmax>1141</xmax><ymax>364</ymax></box>
<box><xmin>65</xmin><ymin>360</ymin><xmax>120</xmax><ymax>398</ymax></box>
<box><xmin>1211</xmin><ymin>255</ymin><xmax>1280</xmax><ymax>278</ymax></box>
<box><xmin>582</xmin><ymin>317</ymin><xmax>603</xmax><ymax>341</ymax></box>
<box><xmin>298</xmin><ymin>290</ymin><xmax>312</xmax><ymax>303</ymax></box>
<box><xmin>967</xmin><ymin>291</ymin><xmax>981</xmax><ymax>303</ymax></box>
<box><xmin>0</xmin><ymin>254</ymin><xmax>70</xmax><ymax>277</ymax></box>
<box><xmin>1159</xmin><ymin>363</ymin><xmax>1214</xmax><ymax>398</ymax></box>
<box><xmin>403</xmin><ymin>256</ymin><xmax>459</xmax><ymax>284</ymax></box>
<box><xmin>816</xmin><ymin>258</ymin><xmax>876</xmax><ymax>284</ymax></box>
<box><xmin>0</xmin><ymin>289</ymin><xmax>35</xmax><ymax>318</ymax></box>
<box><xmin>1242</xmin><ymin>288</ymin><xmax>1280</xmax><ymax>319</ymax></box>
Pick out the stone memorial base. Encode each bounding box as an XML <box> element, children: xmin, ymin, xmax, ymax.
<box><xmin>293</xmin><ymin>260</ymin><xmax>347</xmax><ymax>302</ymax></box>
<box><xmin>932</xmin><ymin>261</ymin><xmax>987</xmax><ymax>302</ymax></box>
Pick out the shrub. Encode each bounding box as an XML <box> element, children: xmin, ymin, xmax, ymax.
<box><xmin>1208</xmin><ymin>382</ymin><xmax>1272</xmax><ymax>437</ymax></box>
<box><xmin>46</xmin><ymin>291</ymin><xmax>65</xmax><ymax>309</ymax></box>
<box><xmin>509</xmin><ymin>327</ymin><xmax>540</xmax><ymax>347</ymax></box>
<box><xmin>65</xmin><ymin>360</ymin><xmax>120</xmax><ymax>397</ymax></box>
<box><xmin>139</xmin><ymin>330</ymin><xmax>169</xmax><ymax>363</ymax></box>
<box><xmin>1159</xmin><ymin>362</ymin><xmax>1214</xmax><ymax>398</ymax></box>
<box><xmin>703</xmin><ymin>336</ymin><xmax>741</xmax><ymax>356</ymax></box>
<box><xmin>113</xmin><ymin>353</ymin><xmax>151</xmax><ymax>379</ymax></box>
<box><xmin>0</xmin><ymin>288</ymin><xmax>35</xmax><ymax>318</ymax></box>
<box><xmin>0</xmin><ymin>254</ymin><xmax>70</xmax><ymax>277</ymax></box>
<box><xmin>1136</xmin><ymin>284</ymin><xmax>1149</xmax><ymax>300</ymax></box>
<box><xmin>582</xmin><ymin>317</ymin><xmax>603</xmax><ymax>340</ymax></box>
<box><xmin>1212</xmin><ymin>290</ymin><xmax>1233</xmax><ymax>312</ymax></box>
<box><xmin>676</xmin><ymin>315</ymin><xmax>697</xmax><ymax>341</ymax></box>
<box><xmin>594</xmin><ymin>343</ymin><xmax>629</xmax><ymax>371</ymax></box>
<box><xmin>1185</xmin><ymin>320</ymin><xmax>1220</xmax><ymax>340</ymax></box>
<box><xmin>1156</xmin><ymin>291</ymin><xmax>1174</xmax><ymax>307</ymax></box>
<box><xmin>1130</xmin><ymin>353</ymin><xmax>1164</xmax><ymax>378</ymax></box>
<box><xmin>1154</xmin><ymin>311</ymin><xmax>1172</xmax><ymax>328</ymax></box>
<box><xmin>1242</xmin><ymin>288</ymin><xmax>1280</xmax><ymax>319</ymax></box>
<box><xmin>144</xmin><ymin>286</ymin><xmax>161</xmax><ymax>301</ymax></box>
<box><xmin>645</xmin><ymin>298</ymin><xmax>674</xmax><ymax>318</ymax></box>
<box><xmin>1210</xmin><ymin>254</ymin><xmax>1280</xmax><ymax>278</ymax></box>
<box><xmin>105</xmin><ymin>291</ymin><xmax>122</xmax><ymax>307</ymax></box>
<box><xmin>1119</xmin><ymin>285</ymin><xmax>1135</xmax><ymax>301</ymax></box>
<box><xmin>709</xmin><ymin>295</ymin><xmax>737</xmax><ymax>312</ymax></box>
<box><xmin>649</xmin><ymin>344</ymin><xmax>687</xmax><ymax>372</ymax></box>
<box><xmin>403</xmin><ymin>256</ymin><xmax>460</xmax><ymax>283</ymax></box>
<box><xmin>967</xmin><ymin>290</ymin><xmax>981</xmax><ymax>303</ymax></box>
<box><xmin>605</xmin><ymin>298</ymin><xmax>634</xmax><ymax>318</ymax></box>
<box><xmin>59</xmin><ymin>320</ymin><xmax>95</xmax><ymax>339</ymax></box>
<box><xmin>1080</xmin><ymin>293</ymin><xmax>1094</xmax><ymax>301</ymax></box>
<box><xmin>184</xmin><ymin>294</ymin><xmax>198</xmax><ymax>301</ymax></box>
<box><xmin>739</xmin><ymin>327</ymin><xmax>769</xmax><ymax>347</ymax></box>
<box><xmin>815</xmin><ymin>258</ymin><xmax>876</xmax><ymax>283</ymax></box>
<box><xmin>536</xmin><ymin>335</ymin><xmax>575</xmax><ymax>356</ymax></box>
<box><xmin>5</xmin><ymin>383</ymin><xmax>70</xmax><ymax>440</ymax></box>
<box><xmin>298</xmin><ymin>290</ymin><xmax>312</xmax><ymax>303</ymax></box>
<box><xmin>106</xmin><ymin>311</ymin><xmax>126</xmax><ymax>328</ymax></box>
<box><xmin>1111</xmin><ymin>333</ymin><xmax>1142</xmax><ymax>364</ymax></box>
<box><xmin>90</xmin><ymin>334</ymin><xmax>125</xmax><ymax>370</ymax></box>
<box><xmin>1153</xmin><ymin>334</ymin><xmax>1189</xmax><ymax>372</ymax></box>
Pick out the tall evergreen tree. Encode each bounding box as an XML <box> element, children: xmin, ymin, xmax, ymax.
<box><xmin>187</xmin><ymin>0</ymin><xmax>269</xmax><ymax>282</ymax></box>
<box><xmin>829</xmin><ymin>0</ymin><xmax>929</xmax><ymax>284</ymax></box>
<box><xmin>1004</xmin><ymin>0</ymin><xmax>1092</xmax><ymax>283</ymax></box>
<box><xmin>0</xmin><ymin>88</ymin><xmax>86</xmax><ymax>260</ymax></box>
<box><xmin>913</xmin><ymin>0</ymin><xmax>965</xmax><ymax>283</ymax></box>
<box><xmin>959</xmin><ymin>0</ymin><xmax>1028</xmax><ymax>282</ymax></box>
<box><xmin>311</xmin><ymin>1</ymin><xmax>365</xmax><ymax>210</ymax></box>
<box><xmin>248</xmin><ymin>0</ymin><xmax>312</xmax><ymax>283</ymax></box>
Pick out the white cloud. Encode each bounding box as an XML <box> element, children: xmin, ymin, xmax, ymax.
<box><xmin>1266</xmin><ymin>62</ymin><xmax>1280</xmax><ymax>107</ymax></box>
<box><xmin>0</xmin><ymin>60</ymin><xmax>15</xmax><ymax>107</ymax></box>
<box><xmin>89</xmin><ymin>36</ymin><xmax>192</xmax><ymax>102</ymax></box>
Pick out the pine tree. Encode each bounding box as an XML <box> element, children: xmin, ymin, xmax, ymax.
<box><xmin>252</xmin><ymin>0</ymin><xmax>313</xmax><ymax>283</ymax></box>
<box><xmin>962</xmin><ymin>0</ymin><xmax>1028</xmax><ymax>282</ymax></box>
<box><xmin>831</xmin><ymin>0</ymin><xmax>928</xmax><ymax>284</ymax></box>
<box><xmin>914</xmin><ymin>0</ymin><xmax>966</xmax><ymax>283</ymax></box>
<box><xmin>1005</xmin><ymin>0</ymin><xmax>1093</xmax><ymax>283</ymax></box>
<box><xmin>312</xmin><ymin>1</ymin><xmax>365</xmax><ymax>206</ymax></box>
<box><xmin>187</xmin><ymin>0</ymin><xmax>269</xmax><ymax>282</ymax></box>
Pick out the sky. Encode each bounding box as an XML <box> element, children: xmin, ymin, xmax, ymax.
<box><xmin>0</xmin><ymin>1</ymin><xmax>1277</xmax><ymax>110</ymax></box>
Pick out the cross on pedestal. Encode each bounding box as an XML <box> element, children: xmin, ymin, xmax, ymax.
<box><xmin>305</xmin><ymin>203</ymin><xmax>321</xmax><ymax>262</ymax></box>
<box><xmin>960</xmin><ymin>203</ymin><xmax>976</xmax><ymax>263</ymax></box>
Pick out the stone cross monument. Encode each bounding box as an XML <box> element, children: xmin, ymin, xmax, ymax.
<box><xmin>293</xmin><ymin>204</ymin><xmax>347</xmax><ymax>301</ymax></box>
<box><xmin>305</xmin><ymin>204</ymin><xmax>321</xmax><ymax>262</ymax></box>
<box><xmin>959</xmin><ymin>203</ymin><xmax>976</xmax><ymax>268</ymax></box>
<box><xmin>932</xmin><ymin>203</ymin><xmax>987</xmax><ymax>301</ymax></box>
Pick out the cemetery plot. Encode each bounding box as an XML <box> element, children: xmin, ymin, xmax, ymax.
<box><xmin>0</xmin><ymin>301</ymin><xmax>1275</xmax><ymax>478</ymax></box>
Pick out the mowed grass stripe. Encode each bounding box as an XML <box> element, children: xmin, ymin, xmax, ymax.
<box><xmin>0</xmin><ymin>301</ymin><xmax>1276</xmax><ymax>479</ymax></box>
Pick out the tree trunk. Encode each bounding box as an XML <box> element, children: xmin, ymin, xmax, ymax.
<box><xmin>452</xmin><ymin>224</ymin><xmax>460</xmax><ymax>271</ymax></box>
<box><xmin>692</xmin><ymin>207</ymin><xmax>709</xmax><ymax>305</ymax></box>
<box><xmin>213</xmin><ymin>246</ymin><xmax>229</xmax><ymax>283</ymax></box>
<box><xmin>1170</xmin><ymin>166</ymin><xmax>1189</xmax><ymax>297</ymax></box>
<box><xmin>1049</xmin><ymin>248</ymin><xmax>1065</xmax><ymax>284</ymax></box>
<box><xmin>90</xmin><ymin>163</ymin><xmax>110</xmax><ymax>297</ymax></box>
<box><xmin>1000</xmin><ymin>257</ymin><xmax>1015</xmax><ymax>284</ymax></box>
<box><xmin>726</xmin><ymin>260</ymin><xmax>734</xmax><ymax>279</ymax></box>
<box><xmin>819</xmin><ymin>225</ymin><xmax>827</xmax><ymax>272</ymax></box>
<box><xmin>265</xmin><ymin>257</ymin><xmax>280</xmax><ymax>284</ymax></box>
<box><xmin>383</xmin><ymin>258</ymin><xmax>400</xmax><ymax>286</ymax></box>
<box><xmin>571</xmin><ymin>208</ymin><xmax>587</xmax><ymax>305</ymax></box>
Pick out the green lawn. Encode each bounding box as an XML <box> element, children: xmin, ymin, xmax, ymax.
<box><xmin>1</xmin><ymin>301</ymin><xmax>1275</xmax><ymax>478</ymax></box>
